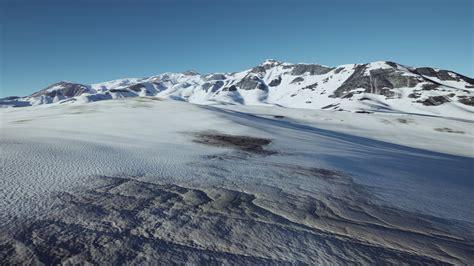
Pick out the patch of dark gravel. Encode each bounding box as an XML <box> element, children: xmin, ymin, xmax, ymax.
<box><xmin>193</xmin><ymin>132</ymin><xmax>275</xmax><ymax>155</ymax></box>
<box><xmin>434</xmin><ymin>127</ymin><xmax>464</xmax><ymax>134</ymax></box>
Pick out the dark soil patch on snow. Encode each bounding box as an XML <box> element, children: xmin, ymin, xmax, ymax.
<box><xmin>193</xmin><ymin>132</ymin><xmax>275</xmax><ymax>155</ymax></box>
<box><xmin>434</xmin><ymin>127</ymin><xmax>464</xmax><ymax>134</ymax></box>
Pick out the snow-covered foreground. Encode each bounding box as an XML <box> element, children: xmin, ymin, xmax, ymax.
<box><xmin>0</xmin><ymin>97</ymin><xmax>473</xmax><ymax>264</ymax></box>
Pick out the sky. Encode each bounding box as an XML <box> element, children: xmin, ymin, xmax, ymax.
<box><xmin>0</xmin><ymin>0</ymin><xmax>472</xmax><ymax>97</ymax></box>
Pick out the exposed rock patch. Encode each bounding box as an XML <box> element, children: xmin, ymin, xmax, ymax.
<box><xmin>417</xmin><ymin>96</ymin><xmax>450</xmax><ymax>106</ymax></box>
<box><xmin>250</xmin><ymin>66</ymin><xmax>266</xmax><ymax>75</ymax></box>
<box><xmin>206</xmin><ymin>74</ymin><xmax>226</xmax><ymax>81</ymax></box>
<box><xmin>127</xmin><ymin>83</ymin><xmax>146</xmax><ymax>92</ymax></box>
<box><xmin>333</xmin><ymin>65</ymin><xmax>422</xmax><ymax>98</ymax></box>
<box><xmin>268</xmin><ymin>76</ymin><xmax>282</xmax><ymax>87</ymax></box>
<box><xmin>413</xmin><ymin>67</ymin><xmax>474</xmax><ymax>85</ymax></box>
<box><xmin>458</xmin><ymin>96</ymin><xmax>474</xmax><ymax>106</ymax></box>
<box><xmin>290</xmin><ymin>64</ymin><xmax>333</xmax><ymax>75</ymax></box>
<box><xmin>290</xmin><ymin>77</ymin><xmax>304</xmax><ymax>84</ymax></box>
<box><xmin>236</xmin><ymin>75</ymin><xmax>267</xmax><ymax>91</ymax></box>
<box><xmin>203</xmin><ymin>81</ymin><xmax>225</xmax><ymax>93</ymax></box>
<box><xmin>302</xmin><ymin>82</ymin><xmax>318</xmax><ymax>91</ymax></box>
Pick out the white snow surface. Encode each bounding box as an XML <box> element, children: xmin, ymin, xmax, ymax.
<box><xmin>1</xmin><ymin>98</ymin><xmax>473</xmax><ymax>231</ymax></box>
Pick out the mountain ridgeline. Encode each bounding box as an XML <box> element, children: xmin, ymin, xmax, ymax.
<box><xmin>2</xmin><ymin>60</ymin><xmax>473</xmax><ymax>118</ymax></box>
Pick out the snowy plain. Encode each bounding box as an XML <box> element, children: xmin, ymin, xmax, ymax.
<box><xmin>0</xmin><ymin>97</ymin><xmax>473</xmax><ymax>264</ymax></box>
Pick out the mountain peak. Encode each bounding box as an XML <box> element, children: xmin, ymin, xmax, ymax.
<box><xmin>182</xmin><ymin>70</ymin><xmax>200</xmax><ymax>76</ymax></box>
<box><xmin>260</xmin><ymin>59</ymin><xmax>282</xmax><ymax>66</ymax></box>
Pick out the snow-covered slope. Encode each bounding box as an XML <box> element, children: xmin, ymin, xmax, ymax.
<box><xmin>2</xmin><ymin>60</ymin><xmax>473</xmax><ymax>119</ymax></box>
<box><xmin>1</xmin><ymin>98</ymin><xmax>473</xmax><ymax>264</ymax></box>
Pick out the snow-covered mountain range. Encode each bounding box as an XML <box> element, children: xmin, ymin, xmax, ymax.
<box><xmin>2</xmin><ymin>59</ymin><xmax>473</xmax><ymax>118</ymax></box>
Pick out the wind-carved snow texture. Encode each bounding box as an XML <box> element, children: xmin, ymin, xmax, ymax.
<box><xmin>1</xmin><ymin>148</ymin><xmax>473</xmax><ymax>264</ymax></box>
<box><xmin>0</xmin><ymin>98</ymin><xmax>473</xmax><ymax>264</ymax></box>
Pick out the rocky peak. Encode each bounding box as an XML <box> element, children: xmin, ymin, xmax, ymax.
<box><xmin>260</xmin><ymin>59</ymin><xmax>283</xmax><ymax>70</ymax></box>
<box><xmin>30</xmin><ymin>81</ymin><xmax>91</xmax><ymax>98</ymax></box>
<box><xmin>182</xmin><ymin>70</ymin><xmax>200</xmax><ymax>76</ymax></box>
<box><xmin>260</xmin><ymin>59</ymin><xmax>281</xmax><ymax>65</ymax></box>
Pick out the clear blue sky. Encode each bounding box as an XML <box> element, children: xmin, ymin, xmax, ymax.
<box><xmin>0</xmin><ymin>0</ymin><xmax>472</xmax><ymax>97</ymax></box>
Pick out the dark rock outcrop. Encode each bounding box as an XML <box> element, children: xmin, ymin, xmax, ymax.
<box><xmin>84</xmin><ymin>93</ymin><xmax>113</xmax><ymax>102</ymax></box>
<box><xmin>333</xmin><ymin>65</ymin><xmax>422</xmax><ymax>98</ymax></box>
<box><xmin>290</xmin><ymin>77</ymin><xmax>304</xmax><ymax>84</ymax></box>
<box><xmin>202</xmin><ymin>83</ymin><xmax>212</xmax><ymax>91</ymax></box>
<box><xmin>236</xmin><ymin>75</ymin><xmax>267</xmax><ymax>91</ymax></box>
<box><xmin>222</xmin><ymin>85</ymin><xmax>237</xmax><ymax>92</ymax></box>
<box><xmin>421</xmin><ymin>83</ymin><xmax>440</xmax><ymax>91</ymax></box>
<box><xmin>458</xmin><ymin>96</ymin><xmax>474</xmax><ymax>106</ymax></box>
<box><xmin>385</xmin><ymin>61</ymin><xmax>399</xmax><ymax>69</ymax></box>
<box><xmin>206</xmin><ymin>74</ymin><xmax>226</xmax><ymax>81</ymax></box>
<box><xmin>412</xmin><ymin>67</ymin><xmax>474</xmax><ymax>85</ymax></box>
<box><xmin>332</xmin><ymin>64</ymin><xmax>370</xmax><ymax>97</ymax></box>
<box><xmin>151</xmin><ymin>82</ymin><xmax>168</xmax><ymax>92</ymax></box>
<box><xmin>128</xmin><ymin>83</ymin><xmax>146</xmax><ymax>92</ymax></box>
<box><xmin>334</xmin><ymin>67</ymin><xmax>345</xmax><ymax>74</ymax></box>
<box><xmin>302</xmin><ymin>82</ymin><xmax>318</xmax><ymax>91</ymax></box>
<box><xmin>210</xmin><ymin>81</ymin><xmax>224</xmax><ymax>92</ymax></box>
<box><xmin>108</xmin><ymin>88</ymin><xmax>131</xmax><ymax>93</ymax></box>
<box><xmin>290</xmin><ymin>64</ymin><xmax>333</xmax><ymax>75</ymax></box>
<box><xmin>268</xmin><ymin>76</ymin><xmax>282</xmax><ymax>87</ymax></box>
<box><xmin>250</xmin><ymin>66</ymin><xmax>266</xmax><ymax>75</ymax></box>
<box><xmin>417</xmin><ymin>96</ymin><xmax>450</xmax><ymax>106</ymax></box>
